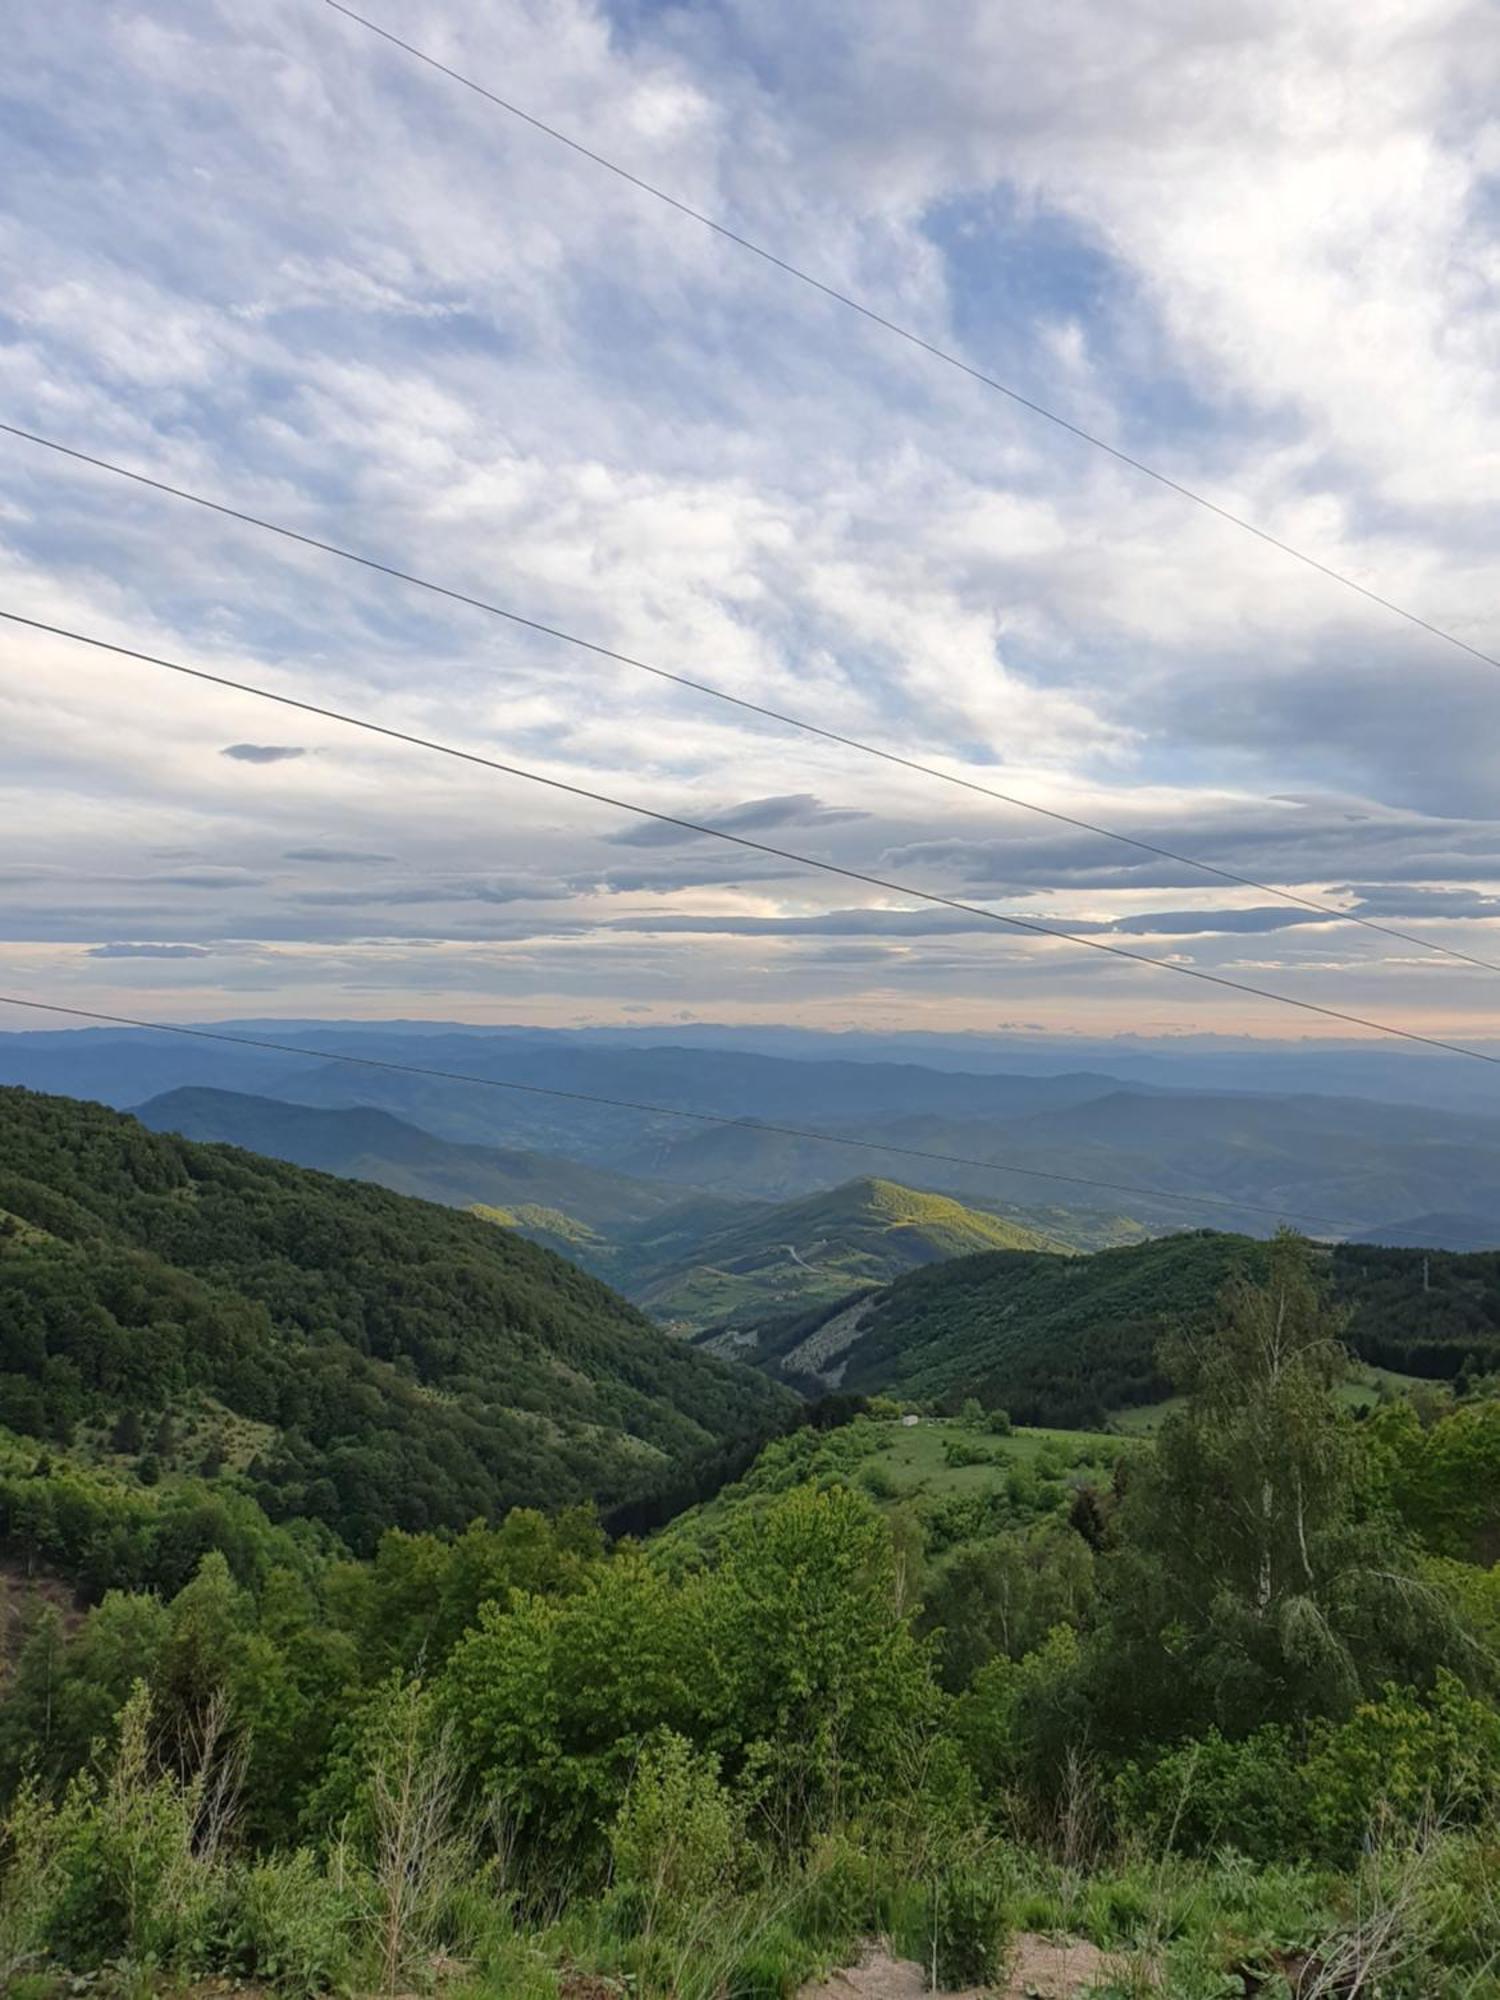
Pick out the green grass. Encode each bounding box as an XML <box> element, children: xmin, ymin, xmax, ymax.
<box><xmin>651</xmin><ymin>1414</ymin><xmax>1128</xmax><ymax>1572</ymax></box>
<box><xmin>1110</xmin><ymin>1362</ymin><xmax>1430</xmax><ymax>1435</ymax></box>
<box><xmin>866</xmin><ymin>1416</ymin><xmax>1119</xmax><ymax>1497</ymax></box>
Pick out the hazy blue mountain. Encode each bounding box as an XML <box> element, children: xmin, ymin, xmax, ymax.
<box><xmin>1354</xmin><ymin>1213</ymin><xmax>1500</xmax><ymax>1252</ymax></box>
<box><xmin>10</xmin><ymin>1024</ymin><xmax>1500</xmax><ymax>1249</ymax></box>
<box><xmin>134</xmin><ymin>1086</ymin><xmax>683</xmax><ymax>1233</ymax></box>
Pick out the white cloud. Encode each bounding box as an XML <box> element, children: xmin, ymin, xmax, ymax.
<box><xmin>2</xmin><ymin>0</ymin><xmax>1498</xmax><ymax>1035</ymax></box>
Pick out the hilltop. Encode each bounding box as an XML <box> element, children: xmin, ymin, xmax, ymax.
<box><xmin>617</xmin><ymin>1176</ymin><xmax>1067</xmax><ymax>1330</ymax></box>
<box><xmin>0</xmin><ymin>1087</ymin><xmax>793</xmax><ymax>1551</ymax></box>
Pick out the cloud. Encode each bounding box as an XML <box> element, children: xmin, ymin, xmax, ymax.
<box><xmin>283</xmin><ymin>846</ymin><xmax>396</xmax><ymax>865</ymax></box>
<box><xmin>608</xmin><ymin>794</ymin><xmax>869</xmax><ymax>848</ymax></box>
<box><xmin>87</xmin><ymin>942</ymin><xmax>214</xmax><ymax>959</ymax></box>
<box><xmin>220</xmin><ymin>744</ymin><xmax>306</xmax><ymax>764</ymax></box>
<box><xmin>3</xmin><ymin>0</ymin><xmax>1499</xmax><ymax>1035</ymax></box>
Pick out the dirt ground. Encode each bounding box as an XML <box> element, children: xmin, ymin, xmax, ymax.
<box><xmin>797</xmin><ymin>1931</ymin><xmax>1135</xmax><ymax>1999</ymax></box>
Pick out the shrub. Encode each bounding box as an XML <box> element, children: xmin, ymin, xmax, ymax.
<box><xmin>610</xmin><ymin>1732</ymin><xmax>739</xmax><ymax>1921</ymax></box>
<box><xmin>212</xmin><ymin>1849</ymin><xmax>354</xmax><ymax>1998</ymax></box>
<box><xmin>13</xmin><ymin>1684</ymin><xmax>225</xmax><ymax>1974</ymax></box>
<box><xmin>942</xmin><ymin>1438</ymin><xmax>995</xmax><ymax>1470</ymax></box>
<box><xmin>1113</xmin><ymin>1726</ymin><xmax>1308</xmax><ymax>1863</ymax></box>
<box><xmin>924</xmin><ymin>1867</ymin><xmax>1009</xmax><ymax>1987</ymax></box>
<box><xmin>987</xmin><ymin>1409</ymin><xmax>1013</xmax><ymax>1436</ymax></box>
<box><xmin>792</xmin><ymin>1834</ymin><xmax>881</xmax><ymax>1950</ymax></box>
<box><xmin>1305</xmin><ymin>1672</ymin><xmax>1500</xmax><ymax>1859</ymax></box>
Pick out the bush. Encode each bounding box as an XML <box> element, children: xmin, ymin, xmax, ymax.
<box><xmin>942</xmin><ymin>1438</ymin><xmax>995</xmax><ymax>1470</ymax></box>
<box><xmin>610</xmin><ymin>1732</ymin><xmax>739</xmax><ymax>1921</ymax></box>
<box><xmin>987</xmin><ymin>1409</ymin><xmax>1013</xmax><ymax>1436</ymax></box>
<box><xmin>18</xmin><ymin>1684</ymin><xmax>224</xmax><ymax>1974</ymax></box>
<box><xmin>1305</xmin><ymin>1672</ymin><xmax>1500</xmax><ymax>1859</ymax></box>
<box><xmin>793</xmin><ymin>1835</ymin><xmax>881</xmax><ymax>1951</ymax></box>
<box><xmin>212</xmin><ymin>1849</ymin><xmax>354</xmax><ymax>1998</ymax></box>
<box><xmin>1113</xmin><ymin>1726</ymin><xmax>1308</xmax><ymax>1863</ymax></box>
<box><xmin>925</xmin><ymin>1867</ymin><xmax>1009</xmax><ymax>1987</ymax></box>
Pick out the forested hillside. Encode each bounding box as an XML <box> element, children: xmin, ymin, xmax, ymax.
<box><xmin>728</xmin><ymin>1229</ymin><xmax>1500</xmax><ymax>1424</ymax></box>
<box><xmin>0</xmin><ymin>1087</ymin><xmax>792</xmax><ymax>1552</ymax></box>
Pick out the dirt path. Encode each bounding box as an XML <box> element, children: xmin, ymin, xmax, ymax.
<box><xmin>797</xmin><ymin>1932</ymin><xmax>1134</xmax><ymax>1999</ymax></box>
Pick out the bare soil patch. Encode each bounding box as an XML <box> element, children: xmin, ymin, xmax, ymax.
<box><xmin>797</xmin><ymin>1931</ymin><xmax>1137</xmax><ymax>1998</ymax></box>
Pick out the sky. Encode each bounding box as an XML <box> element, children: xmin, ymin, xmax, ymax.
<box><xmin>3</xmin><ymin>0</ymin><xmax>1500</xmax><ymax>1042</ymax></box>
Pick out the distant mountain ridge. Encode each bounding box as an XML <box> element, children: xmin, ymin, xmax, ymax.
<box><xmin>135</xmin><ymin>1085</ymin><xmax>678</xmax><ymax>1231</ymax></box>
<box><xmin>8</xmin><ymin>1023</ymin><xmax>1500</xmax><ymax>1246</ymax></box>
<box><xmin>1354</xmin><ymin>1213</ymin><xmax>1500</xmax><ymax>1252</ymax></box>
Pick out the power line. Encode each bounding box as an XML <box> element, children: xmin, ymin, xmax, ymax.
<box><xmin>325</xmin><ymin>0</ymin><xmax>1500</xmax><ymax>686</ymax></box>
<box><xmin>5</xmin><ymin>420</ymin><xmax>1497</xmax><ymax>977</ymax></box>
<box><xmin>8</xmin><ymin>603</ymin><xmax>1500</xmax><ymax>1070</ymax></box>
<box><xmin>0</xmin><ymin>992</ymin><xmax>1370</xmax><ymax>1233</ymax></box>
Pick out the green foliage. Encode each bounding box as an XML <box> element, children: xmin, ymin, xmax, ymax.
<box><xmin>0</xmin><ymin>1086</ymin><xmax>792</xmax><ymax>1554</ymax></box>
<box><xmin>1092</xmin><ymin>1233</ymin><xmax>1463</xmax><ymax>1741</ymax></box>
<box><xmin>3</xmin><ymin>1219</ymin><xmax>1500</xmax><ymax>2000</ymax></box>
<box><xmin>209</xmin><ymin>1849</ymin><xmax>354</xmax><ymax>1998</ymax></box>
<box><xmin>1304</xmin><ymin>1671</ymin><xmax>1500</xmax><ymax>1858</ymax></box>
<box><xmin>609</xmin><ymin>1732</ymin><xmax>739</xmax><ymax>1918</ymax></box>
<box><xmin>4</xmin><ymin>1685</ymin><xmax>222</xmax><ymax>1975</ymax></box>
<box><xmin>1114</xmin><ymin>1727</ymin><xmax>1307</xmax><ymax>1863</ymax></box>
<box><xmin>922</xmin><ymin>1519</ymin><xmax>1094</xmax><ymax>1690</ymax></box>
<box><xmin>923</xmin><ymin>1867</ymin><xmax>1010</xmax><ymax>1987</ymax></box>
<box><xmin>1368</xmin><ymin>1396</ymin><xmax>1500</xmax><ymax>1560</ymax></box>
<box><xmin>941</xmin><ymin>1434</ymin><xmax>995</xmax><ymax>1469</ymax></box>
<box><xmin>443</xmin><ymin>1550</ymin><xmax>692</xmax><ymax>1852</ymax></box>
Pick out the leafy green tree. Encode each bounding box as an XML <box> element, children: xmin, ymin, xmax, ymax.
<box><xmin>441</xmin><ymin>1550</ymin><xmax>692</xmax><ymax>1854</ymax></box>
<box><xmin>1368</xmin><ymin>1398</ymin><xmax>1500</xmax><ymax>1561</ymax></box>
<box><xmin>922</xmin><ymin>1518</ymin><xmax>1094</xmax><ymax>1690</ymax></box>
<box><xmin>1094</xmin><ymin>1233</ymin><xmax>1464</xmax><ymax>1738</ymax></box>
<box><xmin>688</xmin><ymin>1484</ymin><xmax>939</xmax><ymax>1845</ymax></box>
